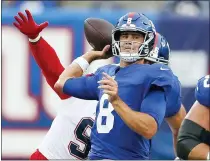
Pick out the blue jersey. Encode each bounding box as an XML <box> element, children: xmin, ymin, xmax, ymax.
<box><xmin>63</xmin><ymin>63</ymin><xmax>181</xmax><ymax>159</ymax></box>
<box><xmin>164</xmin><ymin>73</ymin><xmax>182</xmax><ymax>118</ymax></box>
<box><xmin>195</xmin><ymin>75</ymin><xmax>210</xmax><ymax>107</ymax></box>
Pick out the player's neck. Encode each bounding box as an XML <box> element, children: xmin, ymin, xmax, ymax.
<box><xmin>120</xmin><ymin>61</ymin><xmax>132</xmax><ymax>67</ymax></box>
<box><xmin>120</xmin><ymin>59</ymin><xmax>145</xmax><ymax>67</ymax></box>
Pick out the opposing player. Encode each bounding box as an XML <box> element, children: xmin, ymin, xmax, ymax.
<box><xmin>55</xmin><ymin>12</ymin><xmax>185</xmax><ymax>159</ymax></box>
<box><xmin>13</xmin><ymin>10</ymin><xmax>112</xmax><ymax>159</ymax></box>
<box><xmin>176</xmin><ymin>75</ymin><xmax>210</xmax><ymax>160</ymax></box>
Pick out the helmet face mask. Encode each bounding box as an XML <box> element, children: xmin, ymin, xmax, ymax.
<box><xmin>112</xmin><ymin>12</ymin><xmax>156</xmax><ymax>62</ymax></box>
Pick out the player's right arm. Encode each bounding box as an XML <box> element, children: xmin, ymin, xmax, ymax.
<box><xmin>13</xmin><ymin>9</ymin><xmax>69</xmax><ymax>99</ymax></box>
<box><xmin>177</xmin><ymin>75</ymin><xmax>210</xmax><ymax>160</ymax></box>
<box><xmin>54</xmin><ymin>45</ymin><xmax>110</xmax><ymax>99</ymax></box>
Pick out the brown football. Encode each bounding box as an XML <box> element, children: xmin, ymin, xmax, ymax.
<box><xmin>84</xmin><ymin>18</ymin><xmax>114</xmax><ymax>56</ymax></box>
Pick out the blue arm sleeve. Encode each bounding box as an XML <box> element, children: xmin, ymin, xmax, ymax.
<box><xmin>150</xmin><ymin>66</ymin><xmax>182</xmax><ymax>117</ymax></box>
<box><xmin>141</xmin><ymin>88</ymin><xmax>166</xmax><ymax>128</ymax></box>
<box><xmin>165</xmin><ymin>79</ymin><xmax>182</xmax><ymax>117</ymax></box>
<box><xmin>63</xmin><ymin>74</ymin><xmax>99</xmax><ymax>100</ymax></box>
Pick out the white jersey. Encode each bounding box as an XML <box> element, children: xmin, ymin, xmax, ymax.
<box><xmin>37</xmin><ymin>58</ymin><xmax>114</xmax><ymax>159</ymax></box>
<box><xmin>38</xmin><ymin>96</ymin><xmax>98</xmax><ymax>159</ymax></box>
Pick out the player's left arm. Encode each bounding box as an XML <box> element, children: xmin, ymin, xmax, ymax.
<box><xmin>165</xmin><ymin>104</ymin><xmax>186</xmax><ymax>156</ymax></box>
<box><xmin>99</xmin><ymin>73</ymin><xmax>166</xmax><ymax>139</ymax></box>
<box><xmin>113</xmin><ymin>88</ymin><xmax>166</xmax><ymax>139</ymax></box>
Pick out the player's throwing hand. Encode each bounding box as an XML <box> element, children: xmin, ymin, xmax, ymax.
<box><xmin>13</xmin><ymin>9</ymin><xmax>48</xmax><ymax>39</ymax></box>
<box><xmin>85</xmin><ymin>45</ymin><xmax>111</xmax><ymax>60</ymax></box>
<box><xmin>98</xmin><ymin>72</ymin><xmax>119</xmax><ymax>103</ymax></box>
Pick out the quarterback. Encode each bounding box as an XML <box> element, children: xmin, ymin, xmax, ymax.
<box><xmin>55</xmin><ymin>12</ymin><xmax>185</xmax><ymax>159</ymax></box>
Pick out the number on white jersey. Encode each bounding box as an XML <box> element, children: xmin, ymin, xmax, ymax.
<box><xmin>97</xmin><ymin>94</ymin><xmax>114</xmax><ymax>133</ymax></box>
<box><xmin>69</xmin><ymin>117</ymin><xmax>94</xmax><ymax>159</ymax></box>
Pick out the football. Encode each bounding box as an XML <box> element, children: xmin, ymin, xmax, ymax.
<box><xmin>84</xmin><ymin>18</ymin><xmax>114</xmax><ymax>56</ymax></box>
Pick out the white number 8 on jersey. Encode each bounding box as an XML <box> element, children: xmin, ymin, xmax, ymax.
<box><xmin>97</xmin><ymin>94</ymin><xmax>114</xmax><ymax>133</ymax></box>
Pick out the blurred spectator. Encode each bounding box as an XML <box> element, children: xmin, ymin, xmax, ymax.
<box><xmin>58</xmin><ymin>1</ymin><xmax>165</xmax><ymax>13</ymax></box>
<box><xmin>2</xmin><ymin>1</ymin><xmax>16</xmax><ymax>8</ymax></box>
<box><xmin>2</xmin><ymin>1</ymin><xmax>59</xmax><ymax>14</ymax></box>
<box><xmin>199</xmin><ymin>1</ymin><xmax>210</xmax><ymax>17</ymax></box>
<box><xmin>163</xmin><ymin>0</ymin><xmax>205</xmax><ymax>17</ymax></box>
<box><xmin>90</xmin><ymin>1</ymin><xmax>124</xmax><ymax>11</ymax></box>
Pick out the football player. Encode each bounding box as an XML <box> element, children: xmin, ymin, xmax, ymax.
<box><xmin>55</xmin><ymin>12</ymin><xmax>185</xmax><ymax>159</ymax></box>
<box><xmin>13</xmin><ymin>10</ymin><xmax>112</xmax><ymax>160</ymax></box>
<box><xmin>176</xmin><ymin>75</ymin><xmax>210</xmax><ymax>160</ymax></box>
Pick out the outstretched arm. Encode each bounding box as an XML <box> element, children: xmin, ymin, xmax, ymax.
<box><xmin>13</xmin><ymin>9</ymin><xmax>69</xmax><ymax>99</ymax></box>
<box><xmin>29</xmin><ymin>37</ymin><xmax>70</xmax><ymax>99</ymax></box>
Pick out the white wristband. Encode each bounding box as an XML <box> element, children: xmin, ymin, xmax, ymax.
<box><xmin>72</xmin><ymin>57</ymin><xmax>90</xmax><ymax>72</ymax></box>
<box><xmin>207</xmin><ymin>152</ymin><xmax>210</xmax><ymax>160</ymax></box>
<box><xmin>29</xmin><ymin>34</ymin><xmax>41</xmax><ymax>43</ymax></box>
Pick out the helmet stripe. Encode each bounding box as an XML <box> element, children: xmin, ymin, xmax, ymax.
<box><xmin>128</xmin><ymin>12</ymin><xmax>135</xmax><ymax>18</ymax></box>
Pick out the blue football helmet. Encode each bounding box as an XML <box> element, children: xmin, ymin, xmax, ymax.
<box><xmin>112</xmin><ymin>12</ymin><xmax>156</xmax><ymax>62</ymax></box>
<box><xmin>144</xmin><ymin>32</ymin><xmax>170</xmax><ymax>65</ymax></box>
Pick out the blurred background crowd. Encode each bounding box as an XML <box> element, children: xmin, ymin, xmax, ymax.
<box><xmin>2</xmin><ymin>0</ymin><xmax>209</xmax><ymax>160</ymax></box>
<box><xmin>2</xmin><ymin>0</ymin><xmax>209</xmax><ymax>17</ymax></box>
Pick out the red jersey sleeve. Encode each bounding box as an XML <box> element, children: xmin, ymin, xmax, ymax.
<box><xmin>29</xmin><ymin>37</ymin><xmax>70</xmax><ymax>100</ymax></box>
